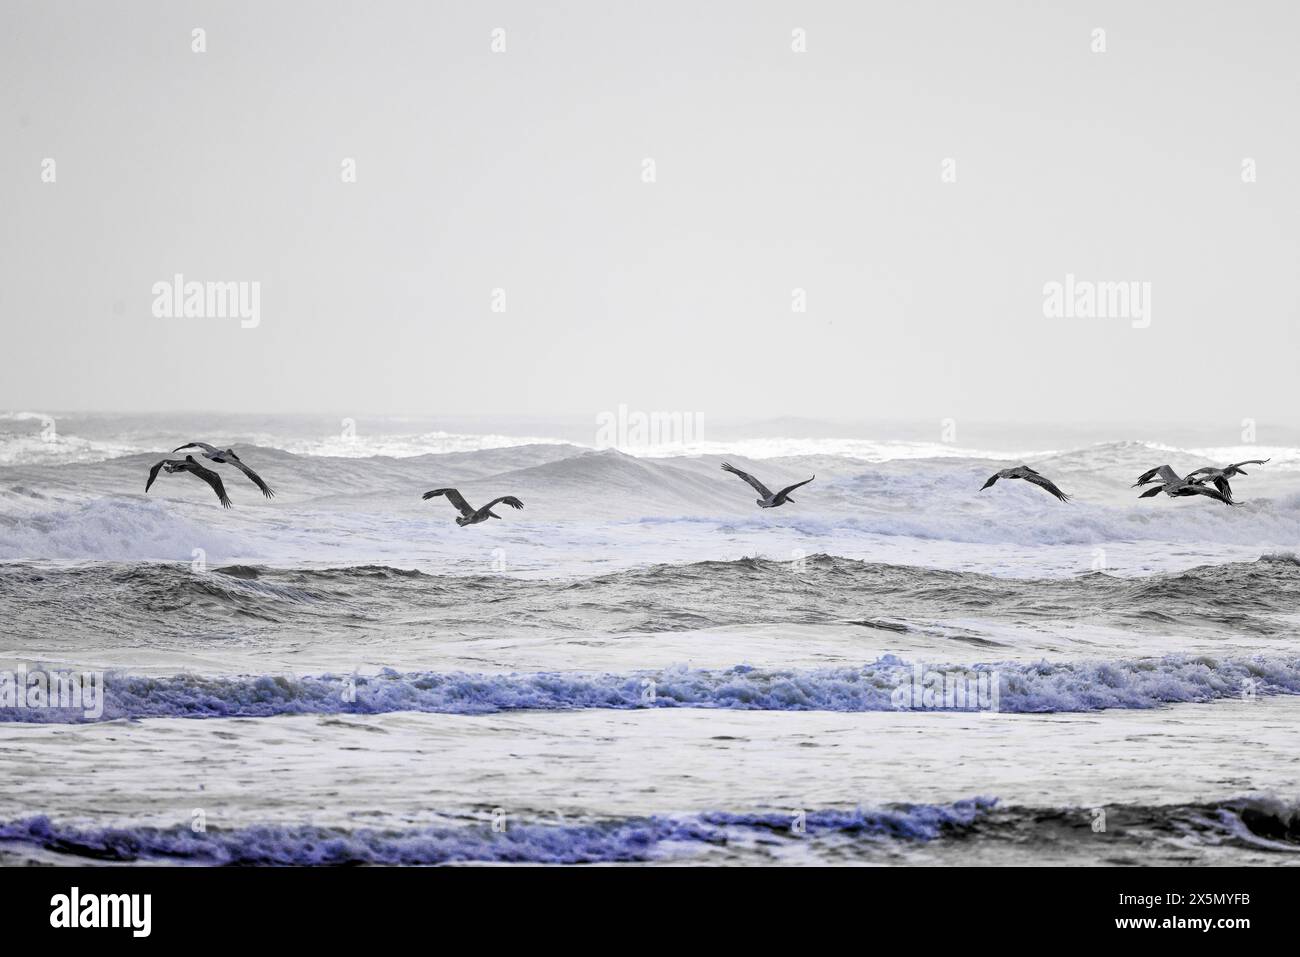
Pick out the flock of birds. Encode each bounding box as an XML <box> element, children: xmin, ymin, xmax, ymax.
<box><xmin>980</xmin><ymin>458</ymin><xmax>1270</xmax><ymax>506</ymax></box>
<box><xmin>143</xmin><ymin>443</ymin><xmax>1271</xmax><ymax>520</ymax></box>
<box><xmin>144</xmin><ymin>442</ymin><xmax>524</xmax><ymax>524</ymax></box>
<box><xmin>145</xmin><ymin>443</ymin><xmax>274</xmax><ymax>508</ymax></box>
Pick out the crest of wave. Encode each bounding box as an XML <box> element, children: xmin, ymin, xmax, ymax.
<box><xmin>269</xmin><ymin>430</ymin><xmax>572</xmax><ymax>459</ymax></box>
<box><xmin>0</xmin><ymin>432</ymin><xmax>140</xmax><ymax>467</ymax></box>
<box><xmin>0</xmin><ymin>498</ymin><xmax>244</xmax><ymax>561</ymax></box>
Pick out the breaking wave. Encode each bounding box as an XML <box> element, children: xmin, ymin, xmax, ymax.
<box><xmin>4</xmin><ymin>654</ymin><xmax>1297</xmax><ymax>723</ymax></box>
<box><xmin>4</xmin><ymin>794</ymin><xmax>1298</xmax><ymax>864</ymax></box>
<box><xmin>0</xmin><ymin>799</ymin><xmax>995</xmax><ymax>864</ymax></box>
<box><xmin>0</xmin><ymin>498</ymin><xmax>243</xmax><ymax>561</ymax></box>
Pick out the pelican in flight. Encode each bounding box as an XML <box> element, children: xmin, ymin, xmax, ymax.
<box><xmin>423</xmin><ymin>488</ymin><xmax>524</xmax><ymax>526</ymax></box>
<box><xmin>720</xmin><ymin>462</ymin><xmax>814</xmax><ymax>509</ymax></box>
<box><xmin>172</xmin><ymin>442</ymin><xmax>275</xmax><ymax>498</ymax></box>
<box><xmin>1182</xmin><ymin>458</ymin><xmax>1269</xmax><ymax>500</ymax></box>
<box><xmin>145</xmin><ymin>456</ymin><xmax>232</xmax><ymax>508</ymax></box>
<box><xmin>980</xmin><ymin>466</ymin><xmax>1070</xmax><ymax>502</ymax></box>
<box><xmin>1133</xmin><ymin>465</ymin><xmax>1238</xmax><ymax>506</ymax></box>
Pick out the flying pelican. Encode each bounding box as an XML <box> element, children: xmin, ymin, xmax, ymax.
<box><xmin>145</xmin><ymin>456</ymin><xmax>232</xmax><ymax>508</ymax></box>
<box><xmin>422</xmin><ymin>487</ymin><xmax>524</xmax><ymax>526</ymax></box>
<box><xmin>1182</xmin><ymin>458</ymin><xmax>1270</xmax><ymax>500</ymax></box>
<box><xmin>720</xmin><ymin>462</ymin><xmax>814</xmax><ymax>508</ymax></box>
<box><xmin>172</xmin><ymin>442</ymin><xmax>275</xmax><ymax>498</ymax></box>
<box><xmin>979</xmin><ymin>466</ymin><xmax>1070</xmax><ymax>502</ymax></box>
<box><xmin>1133</xmin><ymin>465</ymin><xmax>1238</xmax><ymax>506</ymax></box>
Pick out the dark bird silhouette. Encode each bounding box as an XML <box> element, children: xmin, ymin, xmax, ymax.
<box><xmin>1182</xmin><ymin>458</ymin><xmax>1270</xmax><ymax>500</ymax></box>
<box><xmin>980</xmin><ymin>465</ymin><xmax>1070</xmax><ymax>502</ymax></box>
<box><xmin>173</xmin><ymin>442</ymin><xmax>275</xmax><ymax>498</ymax></box>
<box><xmin>720</xmin><ymin>462</ymin><xmax>814</xmax><ymax>508</ymax></box>
<box><xmin>1134</xmin><ymin>464</ymin><xmax>1177</xmax><ymax>489</ymax></box>
<box><xmin>1134</xmin><ymin>465</ymin><xmax>1238</xmax><ymax>506</ymax></box>
<box><xmin>1133</xmin><ymin>464</ymin><xmax>1193</xmax><ymax>491</ymax></box>
<box><xmin>422</xmin><ymin>487</ymin><xmax>524</xmax><ymax>526</ymax></box>
<box><xmin>145</xmin><ymin>455</ymin><xmax>232</xmax><ymax>508</ymax></box>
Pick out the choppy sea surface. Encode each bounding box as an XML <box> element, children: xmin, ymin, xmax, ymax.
<box><xmin>2</xmin><ymin>412</ymin><xmax>1299</xmax><ymax>865</ymax></box>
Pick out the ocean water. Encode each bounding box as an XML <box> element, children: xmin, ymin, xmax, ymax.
<box><xmin>2</xmin><ymin>412</ymin><xmax>1299</xmax><ymax>865</ymax></box>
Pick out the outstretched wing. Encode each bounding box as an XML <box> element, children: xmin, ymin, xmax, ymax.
<box><xmin>1183</xmin><ymin>466</ymin><xmax>1217</xmax><ymax>478</ymax></box>
<box><xmin>1186</xmin><ymin>483</ymin><xmax>1239</xmax><ymax>506</ymax></box>
<box><xmin>484</xmin><ymin>495</ymin><xmax>524</xmax><ymax>511</ymax></box>
<box><xmin>187</xmin><ymin>462</ymin><xmax>232</xmax><ymax>508</ymax></box>
<box><xmin>423</xmin><ymin>487</ymin><xmax>475</xmax><ymax>516</ymax></box>
<box><xmin>980</xmin><ymin>471</ymin><xmax>1002</xmax><ymax>490</ymax></box>
<box><xmin>173</xmin><ymin>441</ymin><xmax>220</xmax><ymax>455</ymax></box>
<box><xmin>1021</xmin><ymin>471</ymin><xmax>1070</xmax><ymax>502</ymax></box>
<box><xmin>775</xmin><ymin>476</ymin><xmax>814</xmax><ymax>500</ymax></box>
<box><xmin>1231</xmin><ymin>459</ymin><xmax>1270</xmax><ymax>468</ymax></box>
<box><xmin>1211</xmin><ymin>475</ymin><xmax>1233</xmax><ymax>499</ymax></box>
<box><xmin>721</xmin><ymin>462</ymin><xmax>773</xmax><ymax>498</ymax></box>
<box><xmin>229</xmin><ymin>458</ymin><xmax>275</xmax><ymax>498</ymax></box>
<box><xmin>1134</xmin><ymin>465</ymin><xmax>1172</xmax><ymax>487</ymax></box>
<box><xmin>145</xmin><ymin>459</ymin><xmax>168</xmax><ymax>493</ymax></box>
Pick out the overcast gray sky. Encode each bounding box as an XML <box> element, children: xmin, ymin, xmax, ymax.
<box><xmin>2</xmin><ymin>0</ymin><xmax>1297</xmax><ymax>426</ymax></box>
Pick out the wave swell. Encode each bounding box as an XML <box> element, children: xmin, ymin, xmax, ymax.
<box><xmin>4</xmin><ymin>554</ymin><xmax>1299</xmax><ymax>642</ymax></box>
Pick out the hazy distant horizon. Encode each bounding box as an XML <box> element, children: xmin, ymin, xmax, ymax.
<box><xmin>5</xmin><ymin>407</ymin><xmax>1297</xmax><ymax>455</ymax></box>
